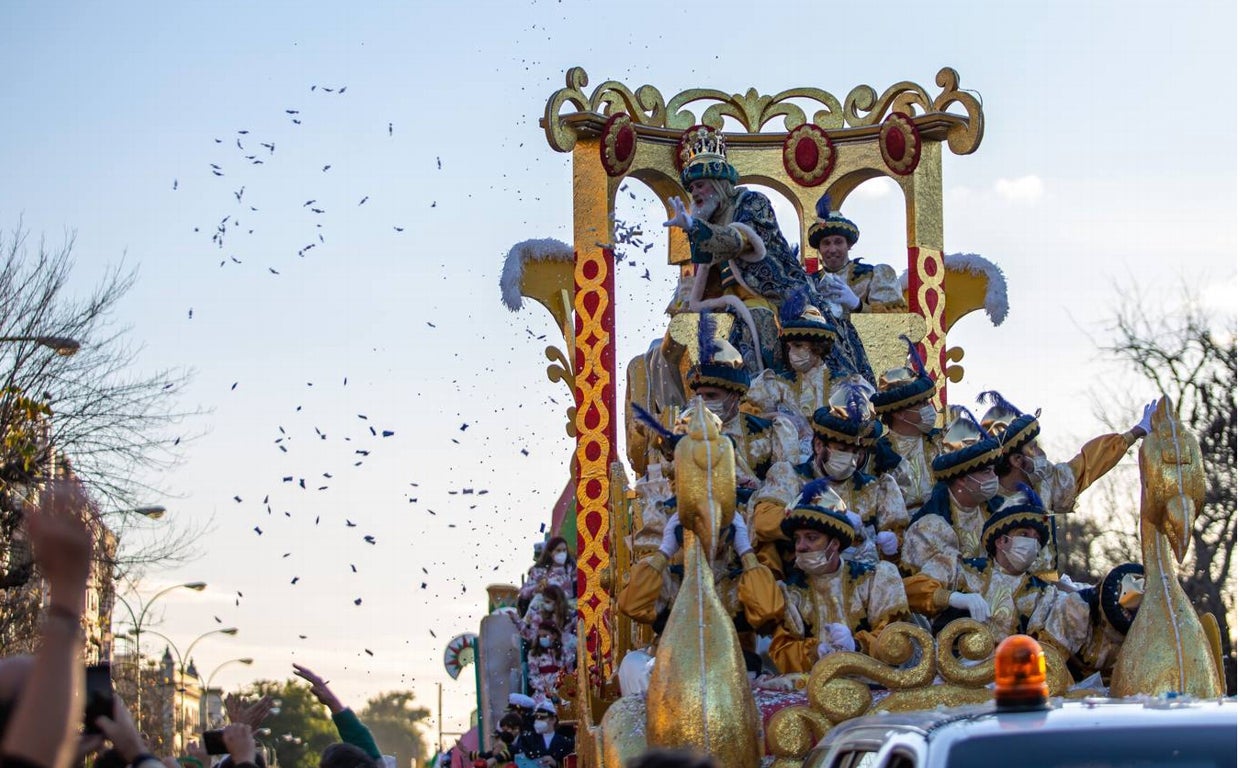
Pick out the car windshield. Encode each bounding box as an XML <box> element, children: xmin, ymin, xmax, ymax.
<box><xmin>946</xmin><ymin>725</ymin><xmax>1236</xmax><ymax>768</ymax></box>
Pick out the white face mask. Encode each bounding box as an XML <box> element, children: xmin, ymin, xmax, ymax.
<box><xmin>552</xmin><ymin>551</ymin><xmax>567</xmax><ymax>565</ymax></box>
<box><xmin>701</xmin><ymin>395</ymin><xmax>738</xmax><ymax>423</ymax></box>
<box><xmin>970</xmin><ymin>474</ymin><xmax>1000</xmax><ymax>501</ymax></box>
<box><xmin>1025</xmin><ymin>454</ymin><xmax>1053</xmax><ymax>485</ymax></box>
<box><xmin>1003</xmin><ymin>535</ymin><xmax>1040</xmax><ymax>572</ymax></box>
<box><xmin>787</xmin><ymin>347</ymin><xmax>819</xmax><ymax>373</ymax></box>
<box><xmin>795</xmin><ymin>549</ymin><xmax>833</xmax><ymax>576</ymax></box>
<box><xmin>823</xmin><ymin>450</ymin><xmax>858</xmax><ymax>481</ymax></box>
<box><xmin>534</xmin><ymin>719</ymin><xmax>552</xmax><ymax>735</ymax></box>
<box><xmin>915</xmin><ymin>404</ymin><xmax>938</xmax><ymax>433</ymax></box>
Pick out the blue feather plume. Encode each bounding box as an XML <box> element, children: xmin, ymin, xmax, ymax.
<box><xmin>899</xmin><ymin>334</ymin><xmax>927</xmax><ymax>377</ymax></box>
<box><xmin>953</xmin><ymin>405</ymin><xmax>986</xmax><ymax>435</ymax></box>
<box><xmin>843</xmin><ymin>382</ymin><xmax>869</xmax><ymax>425</ymax></box>
<box><xmin>798</xmin><ymin>476</ymin><xmax>833</xmax><ymax>507</ymax></box>
<box><xmin>1014</xmin><ymin>481</ymin><xmax>1045</xmax><ymax>510</ymax></box>
<box><xmin>815</xmin><ymin>190</ymin><xmax>833</xmax><ymax>222</ymax></box>
<box><xmin>697</xmin><ymin>312</ymin><xmax>720</xmax><ymax>363</ymax></box>
<box><xmin>630</xmin><ymin>402</ymin><xmax>675</xmax><ymax>441</ymax></box>
<box><xmin>779</xmin><ymin>288</ymin><xmax>809</xmax><ymax>327</ymax></box>
<box><xmin>976</xmin><ymin>390</ymin><xmax>1023</xmax><ymax>417</ymax></box>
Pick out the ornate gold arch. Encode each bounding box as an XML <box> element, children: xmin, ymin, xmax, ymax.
<box><xmin>538</xmin><ymin>67</ymin><xmax>986</xmax><ymax>691</ymax></box>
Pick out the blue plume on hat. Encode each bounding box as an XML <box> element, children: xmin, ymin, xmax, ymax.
<box><xmin>815</xmin><ymin>190</ymin><xmax>833</xmax><ymax>222</ymax></box>
<box><xmin>842</xmin><ymin>381</ymin><xmax>870</xmax><ymax>426</ymax></box>
<box><xmin>630</xmin><ymin>402</ymin><xmax>675</xmax><ymax>441</ymax></box>
<box><xmin>900</xmin><ymin>334</ymin><xmax>927</xmax><ymax>377</ymax></box>
<box><xmin>798</xmin><ymin>476</ymin><xmax>833</xmax><ymax>507</ymax></box>
<box><xmin>697</xmin><ymin>311</ymin><xmax>720</xmax><ymax>363</ymax></box>
<box><xmin>955</xmin><ymin>406</ymin><xmax>986</xmax><ymax>433</ymax></box>
<box><xmin>976</xmin><ymin>390</ymin><xmax>1023</xmax><ymax>416</ymax></box>
<box><xmin>779</xmin><ymin>288</ymin><xmax>809</xmax><ymax>327</ymax></box>
<box><xmin>1013</xmin><ymin>481</ymin><xmax>1045</xmax><ymax>510</ymax></box>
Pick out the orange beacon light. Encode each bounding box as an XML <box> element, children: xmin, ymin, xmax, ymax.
<box><xmin>994</xmin><ymin>634</ymin><xmax>1049</xmax><ymax>710</ymax></box>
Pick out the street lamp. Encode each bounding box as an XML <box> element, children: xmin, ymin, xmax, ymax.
<box><xmin>116</xmin><ymin>505</ymin><xmax>167</xmax><ymax>519</ymax></box>
<box><xmin>200</xmin><ymin>657</ymin><xmax>255</xmax><ymax>730</ymax></box>
<box><xmin>0</xmin><ymin>335</ymin><xmax>81</xmax><ymax>356</ymax></box>
<box><xmin>112</xmin><ymin>582</ymin><xmax>208</xmax><ymax>728</ymax></box>
<box><xmin>138</xmin><ymin>627</ymin><xmax>238</xmax><ymax>748</ymax></box>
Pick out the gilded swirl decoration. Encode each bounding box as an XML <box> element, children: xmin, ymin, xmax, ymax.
<box><xmin>543</xmin><ymin>66</ymin><xmax>983</xmax><ymax>155</ymax></box>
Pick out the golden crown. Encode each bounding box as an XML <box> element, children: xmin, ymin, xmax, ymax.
<box><xmin>680</xmin><ymin>126</ymin><xmax>728</xmax><ymax>168</ymax></box>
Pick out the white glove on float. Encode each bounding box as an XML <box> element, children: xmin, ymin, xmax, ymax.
<box><xmin>875</xmin><ymin>531</ymin><xmax>899</xmax><ymax>557</ymax></box>
<box><xmin>1133</xmin><ymin>399</ymin><xmax>1158</xmax><ymax>437</ymax></box>
<box><xmin>1056</xmin><ymin>574</ymin><xmax>1089</xmax><ymax>593</ymax></box>
<box><xmin>732</xmin><ymin>512</ymin><xmax>752</xmax><ymax>556</ymax></box>
<box><xmin>662</xmin><ymin>196</ymin><xmax>695</xmax><ymax>231</ymax></box>
<box><xmin>659</xmin><ymin>513</ymin><xmax>681</xmax><ymax>558</ymax></box>
<box><xmin>821</xmin><ymin>274</ymin><xmax>861</xmax><ymax>311</ymax></box>
<box><xmin>949</xmin><ymin>591</ymin><xmax>992</xmax><ymax>622</ymax></box>
<box><xmin>827</xmin><ymin>622</ymin><xmax>857</xmax><ymax>652</ymax></box>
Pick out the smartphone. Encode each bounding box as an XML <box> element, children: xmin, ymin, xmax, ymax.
<box><xmin>202</xmin><ymin>730</ymin><xmax>229</xmax><ymax>755</ymax></box>
<box><xmin>83</xmin><ymin>663</ymin><xmax>114</xmax><ymax>735</ymax></box>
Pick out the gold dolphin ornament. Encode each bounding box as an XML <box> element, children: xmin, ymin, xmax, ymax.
<box><xmin>643</xmin><ymin>398</ymin><xmax>762</xmax><ymax>768</ymax></box>
<box><xmin>1110</xmin><ymin>397</ymin><xmax>1223</xmax><ymax>697</ymax></box>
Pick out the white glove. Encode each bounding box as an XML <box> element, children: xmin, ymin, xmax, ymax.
<box><xmin>844</xmin><ymin>510</ymin><xmax>863</xmax><ymax>532</ymax></box>
<box><xmin>948</xmin><ymin>591</ymin><xmax>992</xmax><ymax>622</ymax></box>
<box><xmin>825</xmin><ymin>622</ymin><xmax>857</xmax><ymax>652</ymax></box>
<box><xmin>659</xmin><ymin>513</ymin><xmax>681</xmax><ymax>558</ymax></box>
<box><xmin>731</xmin><ymin>512</ymin><xmax>752</xmax><ymax>556</ymax></box>
<box><xmin>662</xmin><ymin>196</ymin><xmax>695</xmax><ymax>231</ymax></box>
<box><xmin>1133</xmin><ymin>399</ymin><xmax>1157</xmax><ymax>437</ymax></box>
<box><xmin>821</xmin><ymin>274</ymin><xmax>861</xmax><ymax>311</ymax></box>
<box><xmin>1056</xmin><ymin>574</ymin><xmax>1089</xmax><ymax>593</ymax></box>
<box><xmin>875</xmin><ymin>530</ymin><xmax>899</xmax><ymax>556</ymax></box>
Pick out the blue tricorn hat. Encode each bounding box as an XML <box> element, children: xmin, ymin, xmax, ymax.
<box><xmin>806</xmin><ymin>191</ymin><xmax>860</xmax><ymax>248</ymax></box>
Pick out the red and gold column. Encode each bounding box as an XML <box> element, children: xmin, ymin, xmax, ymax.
<box><xmin>571</xmin><ymin>138</ymin><xmax>619</xmax><ymax>682</ymax></box>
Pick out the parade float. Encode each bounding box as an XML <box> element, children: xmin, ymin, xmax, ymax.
<box><xmin>452</xmin><ymin>68</ymin><xmax>1227</xmax><ymax>768</ymax></box>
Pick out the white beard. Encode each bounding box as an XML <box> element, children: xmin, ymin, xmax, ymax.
<box><xmin>691</xmin><ymin>196</ymin><xmax>719</xmax><ymax>221</ymax></box>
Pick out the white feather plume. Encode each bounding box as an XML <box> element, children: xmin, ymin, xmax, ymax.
<box><xmin>499</xmin><ymin>238</ymin><xmax>573</xmax><ymax>312</ymax></box>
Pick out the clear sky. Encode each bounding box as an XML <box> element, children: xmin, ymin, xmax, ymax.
<box><xmin>1</xmin><ymin>0</ymin><xmax>1235</xmax><ymax>749</ymax></box>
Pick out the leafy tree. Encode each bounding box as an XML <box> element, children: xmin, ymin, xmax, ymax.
<box><xmin>360</xmin><ymin>691</ymin><xmax>431</xmax><ymax>768</ymax></box>
<box><xmin>244</xmin><ymin>679</ymin><xmax>338</xmax><ymax>768</ymax></box>
<box><xmin>0</xmin><ymin>227</ymin><xmax>198</xmax><ymax>653</ymax></box>
<box><xmin>1061</xmin><ymin>289</ymin><xmax>1236</xmax><ymax>693</ymax></box>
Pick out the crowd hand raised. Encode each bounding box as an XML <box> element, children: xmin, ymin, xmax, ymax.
<box><xmin>662</xmin><ymin>196</ymin><xmax>695</xmax><ymax>231</ymax></box>
<box><xmin>948</xmin><ymin>591</ymin><xmax>992</xmax><ymax>622</ymax></box>
<box><xmin>1133</xmin><ymin>399</ymin><xmax>1158</xmax><ymax>437</ymax></box>
<box><xmin>293</xmin><ymin>663</ymin><xmax>344</xmax><ymax>714</ymax></box>
<box><xmin>875</xmin><ymin>531</ymin><xmax>899</xmax><ymax>556</ymax></box>
<box><xmin>659</xmin><ymin>513</ymin><xmax>681</xmax><ymax>558</ymax></box>
<box><xmin>731</xmin><ymin>512</ymin><xmax>752</xmax><ymax>556</ymax></box>
<box><xmin>222</xmin><ymin>723</ymin><xmax>257</xmax><ymax>766</ymax></box>
<box><xmin>225</xmin><ymin>692</ymin><xmax>274</xmax><ymax>728</ymax></box>
<box><xmin>25</xmin><ymin>477</ymin><xmax>93</xmax><ymax>607</ymax></box>
<box><xmin>185</xmin><ymin>739</ymin><xmax>211</xmax><ymax>767</ymax></box>
<box><xmin>93</xmin><ymin>695</ymin><xmax>147</xmax><ymax>764</ymax></box>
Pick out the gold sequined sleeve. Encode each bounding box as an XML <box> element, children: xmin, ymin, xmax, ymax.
<box><xmin>616</xmin><ymin>551</ymin><xmax>669</xmax><ymax>625</ymax></box>
<box><xmin>902</xmin><ymin>573</ymin><xmax>951</xmax><ymax>615</ymax></box>
<box><xmin>768</xmin><ymin>624</ymin><xmax>819</xmax><ymax>674</ymax></box>
<box><xmin>1066</xmin><ymin>432</ymin><xmax>1134</xmax><ymax>502</ymax></box>
<box><xmin>860</xmin><ymin>264</ymin><xmax>907</xmax><ymax>312</ymax></box>
<box><xmin>900</xmin><ymin>513</ymin><xmax>960</xmax><ymax>584</ymax></box>
<box><xmin>865</xmin><ymin>561</ymin><xmax>911</xmax><ymax>631</ymax></box>
<box><xmin>1029</xmin><ymin>588</ymin><xmax>1092</xmax><ymax>658</ymax></box>
<box><xmin>736</xmin><ymin>552</ymin><xmax>787</xmax><ymax>632</ymax></box>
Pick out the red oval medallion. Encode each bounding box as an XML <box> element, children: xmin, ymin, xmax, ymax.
<box><xmin>885</xmin><ymin>128</ymin><xmax>907</xmax><ymax>162</ymax></box>
<box><xmin>615</xmin><ymin>126</ymin><xmax>634</xmax><ymax>162</ymax></box>
<box><xmin>795</xmin><ymin>137</ymin><xmax>819</xmax><ymax>171</ymax></box>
